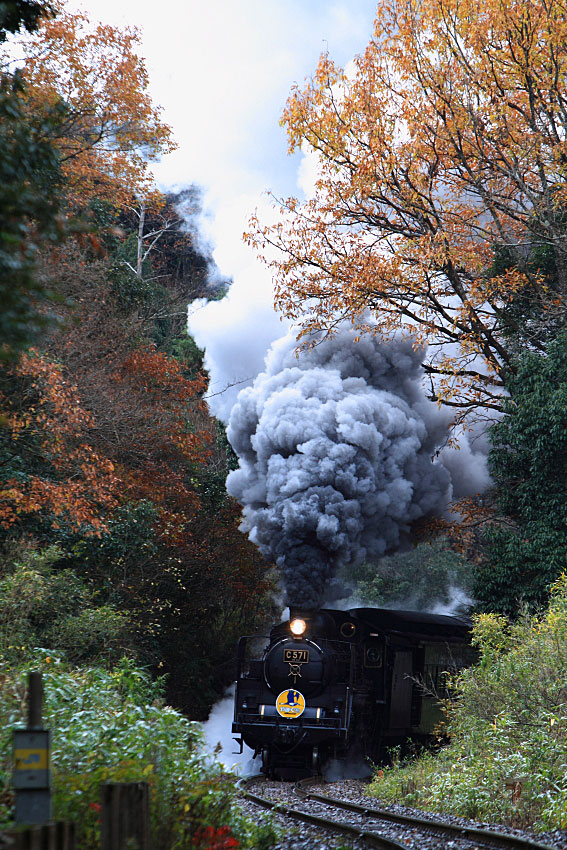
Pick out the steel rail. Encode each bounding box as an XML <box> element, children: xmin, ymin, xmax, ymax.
<box><xmin>238</xmin><ymin>776</ymin><xmax>407</xmax><ymax>850</ymax></box>
<box><xmin>295</xmin><ymin>777</ymin><xmax>560</xmax><ymax>850</ymax></box>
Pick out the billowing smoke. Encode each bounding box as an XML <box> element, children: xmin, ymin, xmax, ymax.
<box><xmin>226</xmin><ymin>326</ymin><xmax>456</xmax><ymax>608</ymax></box>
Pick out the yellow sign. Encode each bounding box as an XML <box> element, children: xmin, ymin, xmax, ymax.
<box><xmin>276</xmin><ymin>689</ymin><xmax>306</xmax><ymax>718</ymax></box>
<box><xmin>14</xmin><ymin>749</ymin><xmax>49</xmax><ymax>770</ymax></box>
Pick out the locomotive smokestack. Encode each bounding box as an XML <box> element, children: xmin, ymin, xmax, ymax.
<box><xmin>289</xmin><ymin>606</ymin><xmax>317</xmax><ymax>621</ymax></box>
<box><xmin>226</xmin><ymin>325</ymin><xmax>453</xmax><ymax>609</ymax></box>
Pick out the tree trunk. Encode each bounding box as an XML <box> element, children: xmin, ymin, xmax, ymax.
<box><xmin>136</xmin><ymin>202</ymin><xmax>146</xmax><ymax>278</ymax></box>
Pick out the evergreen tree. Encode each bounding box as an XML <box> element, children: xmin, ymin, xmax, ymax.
<box><xmin>476</xmin><ymin>333</ymin><xmax>567</xmax><ymax>615</ymax></box>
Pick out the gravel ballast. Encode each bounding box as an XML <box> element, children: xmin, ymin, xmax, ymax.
<box><xmin>235</xmin><ymin>778</ymin><xmax>567</xmax><ymax>850</ymax></box>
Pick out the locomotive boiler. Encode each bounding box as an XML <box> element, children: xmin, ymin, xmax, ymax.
<box><xmin>232</xmin><ymin>606</ymin><xmax>472</xmax><ymax>778</ymax></box>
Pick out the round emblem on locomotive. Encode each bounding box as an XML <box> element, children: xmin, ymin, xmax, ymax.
<box><xmin>275</xmin><ymin>689</ymin><xmax>305</xmax><ymax>718</ymax></box>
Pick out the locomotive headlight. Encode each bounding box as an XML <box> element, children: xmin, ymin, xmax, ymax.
<box><xmin>290</xmin><ymin>617</ymin><xmax>307</xmax><ymax>637</ymax></box>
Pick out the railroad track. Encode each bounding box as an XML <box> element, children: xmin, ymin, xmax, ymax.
<box><xmin>238</xmin><ymin>775</ymin><xmax>561</xmax><ymax>850</ymax></box>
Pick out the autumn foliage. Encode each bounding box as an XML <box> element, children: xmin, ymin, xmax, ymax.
<box><xmin>3</xmin><ymin>1</ymin><xmax>176</xmax><ymax>205</ymax></box>
<box><xmin>0</xmin><ymin>350</ymin><xmax>117</xmax><ymax>532</ymax></box>
<box><xmin>249</xmin><ymin>0</ymin><xmax>567</xmax><ymax>421</ymax></box>
<box><xmin>190</xmin><ymin>826</ymin><xmax>239</xmax><ymax>850</ymax></box>
<box><xmin>0</xmin><ymin>2</ymin><xmax>275</xmax><ymax>719</ymax></box>
<box><xmin>109</xmin><ymin>346</ymin><xmax>211</xmax><ymax>522</ymax></box>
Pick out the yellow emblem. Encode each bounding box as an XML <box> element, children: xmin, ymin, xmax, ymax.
<box><xmin>14</xmin><ymin>749</ymin><xmax>49</xmax><ymax>769</ymax></box>
<box><xmin>276</xmin><ymin>689</ymin><xmax>305</xmax><ymax>718</ymax></box>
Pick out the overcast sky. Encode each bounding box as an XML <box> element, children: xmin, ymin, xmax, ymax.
<box><xmin>71</xmin><ymin>1</ymin><xmax>376</xmax><ymax>193</ymax></box>
<box><xmin>69</xmin><ymin>0</ymin><xmax>378</xmax><ymax>417</ymax></box>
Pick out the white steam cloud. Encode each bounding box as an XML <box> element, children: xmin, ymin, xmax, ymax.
<box><xmin>226</xmin><ymin>326</ymin><xmax>459</xmax><ymax>608</ymax></box>
<box><xmin>201</xmin><ymin>685</ymin><xmax>255</xmax><ymax>775</ymax></box>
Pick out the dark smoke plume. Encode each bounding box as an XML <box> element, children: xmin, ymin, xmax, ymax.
<box><xmin>226</xmin><ymin>327</ymin><xmax>453</xmax><ymax>608</ymax></box>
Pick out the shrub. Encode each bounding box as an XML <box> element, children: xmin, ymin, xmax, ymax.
<box><xmin>0</xmin><ymin>545</ymin><xmax>135</xmax><ymax>665</ymax></box>
<box><xmin>368</xmin><ymin>574</ymin><xmax>567</xmax><ymax>831</ymax></box>
<box><xmin>0</xmin><ymin>653</ymin><xmax>276</xmax><ymax>849</ymax></box>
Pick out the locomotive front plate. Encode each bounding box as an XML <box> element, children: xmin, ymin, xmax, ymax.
<box><xmin>283</xmin><ymin>648</ymin><xmax>309</xmax><ymax>663</ymax></box>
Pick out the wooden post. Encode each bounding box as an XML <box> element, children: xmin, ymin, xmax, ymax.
<box><xmin>27</xmin><ymin>673</ymin><xmax>43</xmax><ymax>729</ymax></box>
<box><xmin>0</xmin><ymin>822</ymin><xmax>75</xmax><ymax>850</ymax></box>
<box><xmin>101</xmin><ymin>783</ymin><xmax>150</xmax><ymax>850</ymax></box>
<box><xmin>13</xmin><ymin>673</ymin><xmax>51</xmax><ymax>825</ymax></box>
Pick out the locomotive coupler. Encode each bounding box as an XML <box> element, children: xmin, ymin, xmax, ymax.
<box><xmin>278</xmin><ymin>726</ymin><xmax>298</xmax><ymax>745</ymax></box>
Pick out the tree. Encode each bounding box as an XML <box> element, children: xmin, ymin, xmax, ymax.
<box><xmin>0</xmin><ymin>350</ymin><xmax>118</xmax><ymax>533</ymax></box>
<box><xmin>110</xmin><ymin>191</ymin><xmax>211</xmax><ymax>334</ymax></box>
<box><xmin>0</xmin><ymin>0</ymin><xmax>52</xmax><ymax>40</ymax></box>
<box><xmin>473</xmin><ymin>332</ymin><xmax>567</xmax><ymax>615</ymax></box>
<box><xmin>119</xmin><ymin>200</ymin><xmax>177</xmax><ymax>281</ymax></box>
<box><xmin>249</xmin><ymin>0</ymin><xmax>567</xmax><ymax>422</ymax></box>
<box><xmin>0</xmin><ymin>0</ymin><xmax>274</xmax><ymax>721</ymax></box>
<box><xmin>3</xmin><ymin>1</ymin><xmax>176</xmax><ymax>206</ymax></box>
<box><xmin>0</xmin><ymin>70</ymin><xmax>64</xmax><ymax>361</ymax></box>
<box><xmin>38</xmin><ymin>259</ymin><xmax>276</xmax><ymax>713</ymax></box>
<box><xmin>342</xmin><ymin>539</ymin><xmax>471</xmax><ymax>611</ymax></box>
<box><xmin>1</xmin><ymin>0</ymin><xmax>176</xmax><ymax>360</ymax></box>
<box><xmin>0</xmin><ymin>0</ymin><xmax>62</xmax><ymax>362</ymax></box>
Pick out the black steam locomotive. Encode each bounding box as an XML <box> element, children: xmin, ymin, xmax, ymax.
<box><xmin>232</xmin><ymin>606</ymin><xmax>472</xmax><ymax>778</ymax></box>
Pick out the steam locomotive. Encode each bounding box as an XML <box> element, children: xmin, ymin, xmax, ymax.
<box><xmin>232</xmin><ymin>606</ymin><xmax>472</xmax><ymax>778</ymax></box>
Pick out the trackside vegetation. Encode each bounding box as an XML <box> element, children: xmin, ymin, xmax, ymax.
<box><xmin>0</xmin><ymin>544</ymin><xmax>278</xmax><ymax>846</ymax></box>
<box><xmin>368</xmin><ymin>574</ymin><xmax>567</xmax><ymax>832</ymax></box>
<box><xmin>0</xmin><ymin>650</ymin><xmax>278</xmax><ymax>849</ymax></box>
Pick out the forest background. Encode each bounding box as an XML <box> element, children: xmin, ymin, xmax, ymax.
<box><xmin>0</xmin><ymin>2</ymin><xmax>283</xmax><ymax>843</ymax></box>
<box><xmin>4</xmin><ymin>0</ymin><xmax>567</xmax><ymax>840</ymax></box>
<box><xmin>0</xmin><ymin>0</ymin><xmax>278</xmax><ymax>721</ymax></box>
<box><xmin>4</xmin><ymin>0</ymin><xmax>567</xmax><ymax>727</ymax></box>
